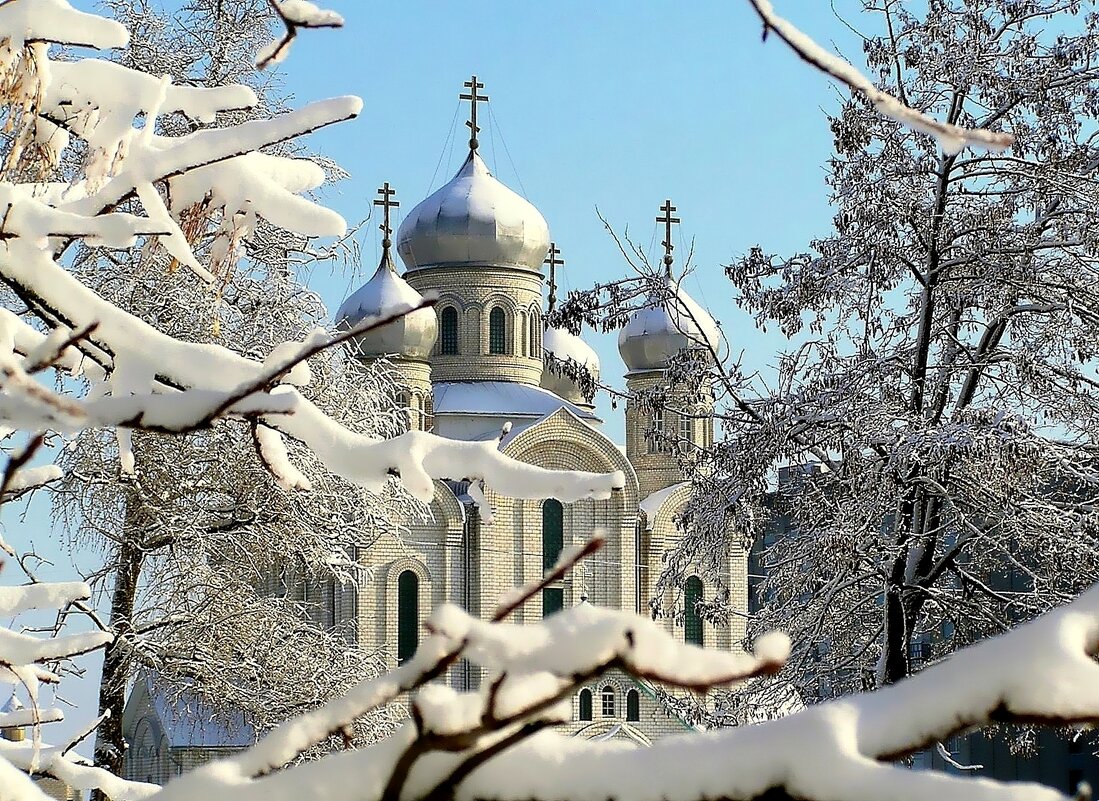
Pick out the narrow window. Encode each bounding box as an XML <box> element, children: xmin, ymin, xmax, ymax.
<box><xmin>601</xmin><ymin>686</ymin><xmax>616</xmax><ymax>717</ymax></box>
<box><xmin>519</xmin><ymin>310</ymin><xmax>528</xmax><ymax>356</ymax></box>
<box><xmin>578</xmin><ymin>689</ymin><xmax>593</xmax><ymax>721</ymax></box>
<box><xmin>648</xmin><ymin>408</ymin><xmax>665</xmax><ymax>454</ymax></box>
<box><xmin>529</xmin><ymin>311</ymin><xmax>541</xmax><ymax>358</ymax></box>
<box><xmin>679</xmin><ymin>411</ymin><xmax>693</xmax><ymax>448</ymax></box>
<box><xmin>489</xmin><ymin>306</ymin><xmax>507</xmax><ymax>355</ymax></box>
<box><xmin>440</xmin><ymin>307</ymin><xmax>459</xmax><ymax>355</ymax></box>
<box><xmin>423</xmin><ymin>393</ymin><xmax>434</xmax><ymax>432</ymax></box>
<box><xmin>542</xmin><ymin>499</ymin><xmax>564</xmax><ymax>571</ymax></box>
<box><xmin>543</xmin><ymin>587</ymin><xmax>564</xmax><ymax>617</ymax></box>
<box><xmin>626</xmin><ymin>689</ymin><xmax>640</xmax><ymax>722</ymax></box>
<box><xmin>397</xmin><ymin>570</ymin><xmax>419</xmax><ymax>664</ymax></box>
<box><xmin>685</xmin><ymin>576</ymin><xmax>704</xmax><ymax>646</ymax></box>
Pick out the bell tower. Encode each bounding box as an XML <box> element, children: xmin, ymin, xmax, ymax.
<box><xmin>619</xmin><ymin>200</ymin><xmax>716</xmax><ymax>499</ymax></box>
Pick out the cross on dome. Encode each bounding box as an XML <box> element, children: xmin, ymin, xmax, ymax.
<box><xmin>374</xmin><ymin>182</ymin><xmax>399</xmax><ymax>248</ymax></box>
<box><xmin>460</xmin><ymin>74</ymin><xmax>489</xmax><ymax>152</ymax></box>
<box><xmin>544</xmin><ymin>242</ymin><xmax>565</xmax><ymax>312</ymax></box>
<box><xmin>656</xmin><ymin>199</ymin><xmax>681</xmax><ymax>274</ymax></box>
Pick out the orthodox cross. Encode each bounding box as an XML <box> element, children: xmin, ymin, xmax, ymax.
<box><xmin>656</xmin><ymin>198</ymin><xmax>680</xmax><ymax>274</ymax></box>
<box><xmin>460</xmin><ymin>75</ymin><xmax>489</xmax><ymax>152</ymax></box>
<box><xmin>374</xmin><ymin>182</ymin><xmax>399</xmax><ymax>249</ymax></box>
<box><xmin>544</xmin><ymin>242</ymin><xmax>565</xmax><ymax>313</ymax></box>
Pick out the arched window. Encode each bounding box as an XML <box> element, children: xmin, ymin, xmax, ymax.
<box><xmin>397</xmin><ymin>570</ymin><xmax>419</xmax><ymax>664</ymax></box>
<box><xmin>626</xmin><ymin>689</ymin><xmax>640</xmax><ymax>722</ymax></box>
<box><xmin>542</xmin><ymin>499</ymin><xmax>564</xmax><ymax>571</ymax></box>
<box><xmin>519</xmin><ymin>310</ymin><xmax>528</xmax><ymax>356</ymax></box>
<box><xmin>529</xmin><ymin>311</ymin><xmax>541</xmax><ymax>358</ymax></box>
<box><xmin>601</xmin><ymin>686</ymin><xmax>616</xmax><ymax>717</ymax></box>
<box><xmin>679</xmin><ymin>411</ymin><xmax>693</xmax><ymax>449</ymax></box>
<box><xmin>578</xmin><ymin>689</ymin><xmax>593</xmax><ymax>721</ymax></box>
<box><xmin>489</xmin><ymin>306</ymin><xmax>507</xmax><ymax>355</ymax></box>
<box><xmin>423</xmin><ymin>393</ymin><xmax>434</xmax><ymax>432</ymax></box>
<box><xmin>685</xmin><ymin>575</ymin><xmax>704</xmax><ymax>646</ymax></box>
<box><xmin>440</xmin><ymin>307</ymin><xmax>459</xmax><ymax>355</ymax></box>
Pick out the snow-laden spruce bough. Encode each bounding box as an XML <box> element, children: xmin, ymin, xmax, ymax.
<box><xmin>1</xmin><ymin>1</ymin><xmax>1096</xmax><ymax>800</ymax></box>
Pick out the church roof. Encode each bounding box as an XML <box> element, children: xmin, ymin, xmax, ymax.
<box><xmin>395</xmin><ymin>152</ymin><xmax>549</xmax><ymax>273</ymax></box>
<box><xmin>334</xmin><ymin>249</ymin><xmax>437</xmax><ymax>359</ymax></box>
<box><xmin>618</xmin><ymin>275</ymin><xmax>722</xmax><ymax>373</ymax></box>
<box><xmin>639</xmin><ymin>481</ymin><xmax>691</xmax><ymax>530</ymax></box>
<box><xmin>434</xmin><ymin>381</ymin><xmax>599</xmax><ymax>421</ymax></box>
<box><xmin>144</xmin><ymin>674</ymin><xmax>255</xmax><ymax>749</ymax></box>
<box><xmin>543</xmin><ymin>326</ymin><xmax>600</xmax><ymax>373</ymax></box>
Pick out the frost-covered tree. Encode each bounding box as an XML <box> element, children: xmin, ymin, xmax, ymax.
<box><xmin>9</xmin><ymin>2</ymin><xmax>1099</xmax><ymax>801</ymax></box>
<box><xmin>557</xmin><ymin>0</ymin><xmax>1099</xmax><ymax>709</ymax></box>
<box><xmin>34</xmin><ymin>0</ymin><xmax>420</xmax><ymax>778</ymax></box>
<box><xmin>727</xmin><ymin>0</ymin><xmax>1099</xmax><ymax>697</ymax></box>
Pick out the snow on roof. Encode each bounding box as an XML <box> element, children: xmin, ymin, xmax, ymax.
<box><xmin>1</xmin><ymin>692</ymin><xmax>22</xmax><ymax>714</ymax></box>
<box><xmin>396</xmin><ymin>152</ymin><xmax>549</xmax><ymax>272</ymax></box>
<box><xmin>543</xmin><ymin>326</ymin><xmax>600</xmax><ymax>373</ymax></box>
<box><xmin>145</xmin><ymin>675</ymin><xmax>255</xmax><ymax>749</ymax></box>
<box><xmin>639</xmin><ymin>482</ymin><xmax>690</xmax><ymax>530</ymax></box>
<box><xmin>433</xmin><ymin>381</ymin><xmax>600</xmax><ymax>421</ymax></box>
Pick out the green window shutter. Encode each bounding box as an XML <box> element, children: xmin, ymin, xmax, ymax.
<box><xmin>685</xmin><ymin>576</ymin><xmax>704</xmax><ymax>646</ymax></box>
<box><xmin>542</xmin><ymin>587</ymin><xmax>564</xmax><ymax>617</ymax></box>
<box><xmin>542</xmin><ymin>499</ymin><xmax>564</xmax><ymax>571</ymax></box>
<box><xmin>440</xmin><ymin>307</ymin><xmax>459</xmax><ymax>355</ymax></box>
<box><xmin>489</xmin><ymin>307</ymin><xmax>507</xmax><ymax>354</ymax></box>
<box><xmin>626</xmin><ymin>689</ymin><xmax>640</xmax><ymax>722</ymax></box>
<box><xmin>578</xmin><ymin>689</ymin><xmax>593</xmax><ymax>721</ymax></box>
<box><xmin>397</xmin><ymin>570</ymin><xmax>419</xmax><ymax>664</ymax></box>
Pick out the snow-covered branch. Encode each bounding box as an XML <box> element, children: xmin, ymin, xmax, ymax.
<box><xmin>746</xmin><ymin>0</ymin><xmax>1015</xmax><ymax>155</ymax></box>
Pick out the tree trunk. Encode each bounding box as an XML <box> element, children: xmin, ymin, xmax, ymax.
<box><xmin>92</xmin><ymin>536</ymin><xmax>144</xmax><ymax>799</ymax></box>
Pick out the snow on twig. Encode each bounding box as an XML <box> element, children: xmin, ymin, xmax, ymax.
<box><xmin>746</xmin><ymin>0</ymin><xmax>1014</xmax><ymax>155</ymax></box>
<box><xmin>257</xmin><ymin>0</ymin><xmax>345</xmax><ymax>70</ymax></box>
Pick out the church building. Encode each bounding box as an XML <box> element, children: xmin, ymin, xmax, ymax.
<box><xmin>332</xmin><ymin>78</ymin><xmax>747</xmax><ymax>746</ymax></box>
<box><xmin>121</xmin><ymin>79</ymin><xmax>748</xmax><ymax>780</ymax></box>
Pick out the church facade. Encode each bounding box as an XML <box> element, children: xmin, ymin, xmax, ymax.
<box><xmin>121</xmin><ymin>82</ymin><xmax>748</xmax><ymax>780</ymax></box>
<box><xmin>334</xmin><ymin>82</ymin><xmax>747</xmax><ymax>746</ymax></box>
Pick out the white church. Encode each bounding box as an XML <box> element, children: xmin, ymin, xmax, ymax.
<box><xmin>122</xmin><ymin>79</ymin><xmax>750</xmax><ymax>780</ymax></box>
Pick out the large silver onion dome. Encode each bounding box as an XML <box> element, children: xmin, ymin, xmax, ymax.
<box><xmin>335</xmin><ymin>250</ymin><xmax>437</xmax><ymax>360</ymax></box>
<box><xmin>618</xmin><ymin>276</ymin><xmax>722</xmax><ymax>373</ymax></box>
<box><xmin>541</xmin><ymin>326</ymin><xmax>601</xmax><ymax>404</ymax></box>
<box><xmin>395</xmin><ymin>152</ymin><xmax>549</xmax><ymax>272</ymax></box>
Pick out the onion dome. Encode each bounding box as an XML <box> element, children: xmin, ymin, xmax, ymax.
<box><xmin>336</xmin><ymin>182</ymin><xmax>437</xmax><ymax>360</ymax></box>
<box><xmin>395</xmin><ymin>152</ymin><xmax>549</xmax><ymax>272</ymax></box>
<box><xmin>541</xmin><ymin>326</ymin><xmax>601</xmax><ymax>404</ymax></box>
<box><xmin>335</xmin><ymin>250</ymin><xmax>437</xmax><ymax>360</ymax></box>
<box><xmin>617</xmin><ymin>275</ymin><xmax>721</xmax><ymax>373</ymax></box>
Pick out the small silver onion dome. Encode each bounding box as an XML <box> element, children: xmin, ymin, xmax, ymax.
<box><xmin>618</xmin><ymin>275</ymin><xmax>721</xmax><ymax>373</ymax></box>
<box><xmin>335</xmin><ymin>249</ymin><xmax>438</xmax><ymax>360</ymax></box>
<box><xmin>541</xmin><ymin>326</ymin><xmax>601</xmax><ymax>405</ymax></box>
<box><xmin>395</xmin><ymin>152</ymin><xmax>549</xmax><ymax>272</ymax></box>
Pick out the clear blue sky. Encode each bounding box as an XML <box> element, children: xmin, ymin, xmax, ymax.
<box><xmin>9</xmin><ymin>0</ymin><xmax>868</xmax><ymax>754</ymax></box>
<box><xmin>281</xmin><ymin>1</ymin><xmax>867</xmax><ymax>440</ymax></box>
